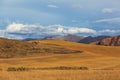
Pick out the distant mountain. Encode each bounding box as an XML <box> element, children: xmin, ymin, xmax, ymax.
<box><xmin>24</xmin><ymin>38</ymin><xmax>39</xmax><ymax>41</ymax></box>
<box><xmin>44</xmin><ymin>35</ymin><xmax>119</xmax><ymax>46</ymax></box>
<box><xmin>79</xmin><ymin>36</ymin><xmax>110</xmax><ymax>44</ymax></box>
<box><xmin>92</xmin><ymin>35</ymin><xmax>120</xmax><ymax>46</ymax></box>
<box><xmin>23</xmin><ymin>35</ymin><xmax>120</xmax><ymax>46</ymax></box>
<box><xmin>45</xmin><ymin>34</ymin><xmax>85</xmax><ymax>42</ymax></box>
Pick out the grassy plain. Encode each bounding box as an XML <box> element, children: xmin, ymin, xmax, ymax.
<box><xmin>0</xmin><ymin>40</ymin><xmax>120</xmax><ymax>80</ymax></box>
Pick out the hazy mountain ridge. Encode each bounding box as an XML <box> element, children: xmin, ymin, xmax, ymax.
<box><xmin>79</xmin><ymin>36</ymin><xmax>110</xmax><ymax>44</ymax></box>
<box><xmin>44</xmin><ymin>34</ymin><xmax>120</xmax><ymax>46</ymax></box>
<box><xmin>44</xmin><ymin>34</ymin><xmax>85</xmax><ymax>42</ymax></box>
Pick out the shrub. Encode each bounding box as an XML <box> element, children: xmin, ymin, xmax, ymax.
<box><xmin>7</xmin><ymin>67</ymin><xmax>29</xmax><ymax>71</ymax></box>
<box><xmin>36</xmin><ymin>66</ymin><xmax>88</xmax><ymax>70</ymax></box>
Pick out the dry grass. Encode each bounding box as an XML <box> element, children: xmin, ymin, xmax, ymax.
<box><xmin>0</xmin><ymin>70</ymin><xmax>120</xmax><ymax>80</ymax></box>
<box><xmin>0</xmin><ymin>39</ymin><xmax>81</xmax><ymax>58</ymax></box>
<box><xmin>0</xmin><ymin>40</ymin><xmax>120</xmax><ymax>80</ymax></box>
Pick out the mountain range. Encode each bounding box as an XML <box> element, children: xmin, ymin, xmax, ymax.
<box><xmin>44</xmin><ymin>34</ymin><xmax>120</xmax><ymax>46</ymax></box>
<box><xmin>43</xmin><ymin>34</ymin><xmax>85</xmax><ymax>42</ymax></box>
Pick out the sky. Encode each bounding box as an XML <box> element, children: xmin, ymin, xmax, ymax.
<box><xmin>0</xmin><ymin>0</ymin><xmax>120</xmax><ymax>39</ymax></box>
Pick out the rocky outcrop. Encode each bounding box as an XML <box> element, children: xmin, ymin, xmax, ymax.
<box><xmin>92</xmin><ymin>36</ymin><xmax>120</xmax><ymax>46</ymax></box>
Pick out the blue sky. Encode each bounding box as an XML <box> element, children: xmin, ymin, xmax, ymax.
<box><xmin>0</xmin><ymin>0</ymin><xmax>120</xmax><ymax>39</ymax></box>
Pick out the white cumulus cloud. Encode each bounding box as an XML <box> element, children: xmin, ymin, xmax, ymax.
<box><xmin>48</xmin><ymin>5</ymin><xmax>59</xmax><ymax>8</ymax></box>
<box><xmin>0</xmin><ymin>23</ymin><xmax>120</xmax><ymax>39</ymax></box>
<box><xmin>0</xmin><ymin>23</ymin><xmax>96</xmax><ymax>39</ymax></box>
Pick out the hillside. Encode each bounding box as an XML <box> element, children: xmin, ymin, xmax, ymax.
<box><xmin>92</xmin><ymin>35</ymin><xmax>120</xmax><ymax>46</ymax></box>
<box><xmin>0</xmin><ymin>38</ymin><xmax>81</xmax><ymax>58</ymax></box>
<box><xmin>39</xmin><ymin>40</ymin><xmax>120</xmax><ymax>57</ymax></box>
<box><xmin>0</xmin><ymin>38</ymin><xmax>120</xmax><ymax>58</ymax></box>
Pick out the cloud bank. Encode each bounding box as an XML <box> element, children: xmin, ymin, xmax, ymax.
<box><xmin>99</xmin><ymin>29</ymin><xmax>120</xmax><ymax>34</ymax></box>
<box><xmin>0</xmin><ymin>23</ymin><xmax>119</xmax><ymax>39</ymax></box>
<box><xmin>0</xmin><ymin>23</ymin><xmax>96</xmax><ymax>39</ymax></box>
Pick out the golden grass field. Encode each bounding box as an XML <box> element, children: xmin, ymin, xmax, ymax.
<box><xmin>0</xmin><ymin>40</ymin><xmax>120</xmax><ymax>80</ymax></box>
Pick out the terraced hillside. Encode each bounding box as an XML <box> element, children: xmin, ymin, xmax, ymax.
<box><xmin>0</xmin><ymin>38</ymin><xmax>81</xmax><ymax>58</ymax></box>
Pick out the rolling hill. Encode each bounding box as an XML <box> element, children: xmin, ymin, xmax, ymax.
<box><xmin>0</xmin><ymin>38</ymin><xmax>81</xmax><ymax>58</ymax></box>
<box><xmin>39</xmin><ymin>40</ymin><xmax>120</xmax><ymax>57</ymax></box>
<box><xmin>0</xmin><ymin>39</ymin><xmax>120</xmax><ymax>80</ymax></box>
<box><xmin>0</xmin><ymin>38</ymin><xmax>120</xmax><ymax>58</ymax></box>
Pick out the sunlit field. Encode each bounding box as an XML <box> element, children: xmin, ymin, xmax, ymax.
<box><xmin>0</xmin><ymin>40</ymin><xmax>120</xmax><ymax>80</ymax></box>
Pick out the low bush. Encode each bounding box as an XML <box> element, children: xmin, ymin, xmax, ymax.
<box><xmin>31</xmin><ymin>66</ymin><xmax>89</xmax><ymax>70</ymax></box>
<box><xmin>7</xmin><ymin>67</ymin><xmax>29</xmax><ymax>71</ymax></box>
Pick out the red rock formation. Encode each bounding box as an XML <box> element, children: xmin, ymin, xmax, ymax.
<box><xmin>92</xmin><ymin>36</ymin><xmax>120</xmax><ymax>46</ymax></box>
